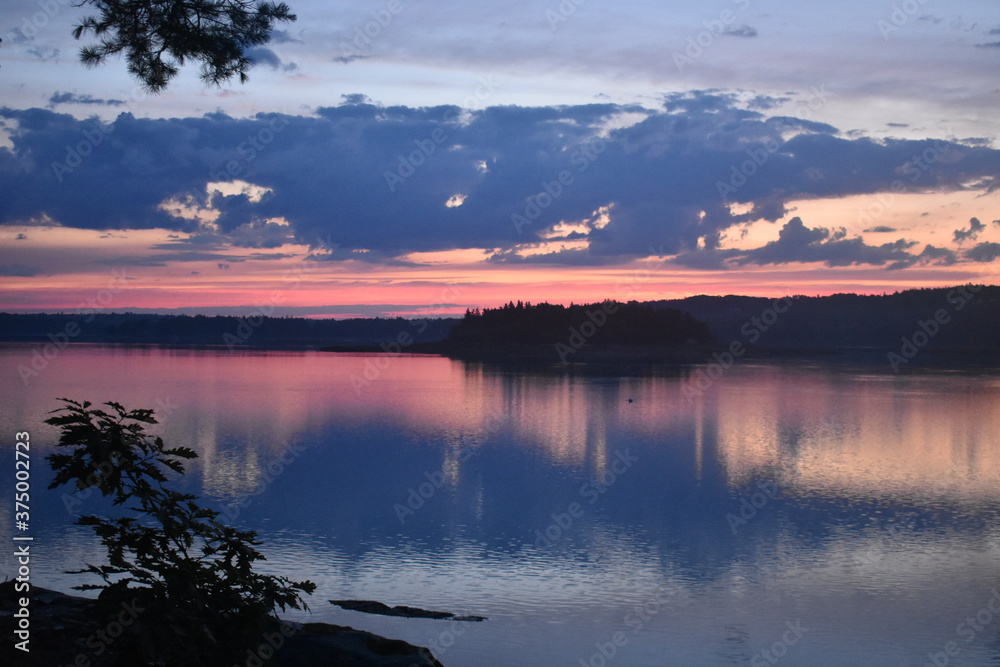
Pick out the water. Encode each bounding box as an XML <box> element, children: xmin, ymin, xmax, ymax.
<box><xmin>2</xmin><ymin>345</ymin><xmax>999</xmax><ymax>666</ymax></box>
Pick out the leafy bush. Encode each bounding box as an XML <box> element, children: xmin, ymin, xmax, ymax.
<box><xmin>46</xmin><ymin>398</ymin><xmax>315</xmax><ymax>665</ymax></box>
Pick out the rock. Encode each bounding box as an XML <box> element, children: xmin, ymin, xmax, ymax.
<box><xmin>1</xmin><ymin>582</ymin><xmax>443</xmax><ymax>667</ymax></box>
<box><xmin>330</xmin><ymin>599</ymin><xmax>487</xmax><ymax>622</ymax></box>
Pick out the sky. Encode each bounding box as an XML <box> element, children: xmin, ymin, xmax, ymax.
<box><xmin>2</xmin><ymin>0</ymin><xmax>1000</xmax><ymax>317</ymax></box>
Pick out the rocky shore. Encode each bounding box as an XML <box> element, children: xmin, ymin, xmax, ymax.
<box><xmin>1</xmin><ymin>583</ymin><xmax>443</xmax><ymax>667</ymax></box>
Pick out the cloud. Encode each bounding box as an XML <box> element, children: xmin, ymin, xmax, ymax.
<box><xmin>965</xmin><ymin>242</ymin><xmax>1000</xmax><ymax>263</ymax></box>
<box><xmin>334</xmin><ymin>54</ymin><xmax>369</xmax><ymax>64</ymax></box>
<box><xmin>732</xmin><ymin>217</ymin><xmax>917</xmax><ymax>268</ymax></box>
<box><xmin>26</xmin><ymin>46</ymin><xmax>59</xmax><ymax>61</ymax></box>
<box><xmin>244</xmin><ymin>46</ymin><xmax>298</xmax><ymax>72</ymax></box>
<box><xmin>0</xmin><ymin>264</ymin><xmax>36</xmax><ymax>277</ymax></box>
<box><xmin>48</xmin><ymin>92</ymin><xmax>126</xmax><ymax>108</ymax></box>
<box><xmin>269</xmin><ymin>29</ymin><xmax>303</xmax><ymax>44</ymax></box>
<box><xmin>2</xmin><ymin>94</ymin><xmax>1000</xmax><ymax>269</ymax></box>
<box><xmin>245</xmin><ymin>47</ymin><xmax>282</xmax><ymax>68</ymax></box>
<box><xmin>864</xmin><ymin>226</ymin><xmax>898</xmax><ymax>233</ymax></box>
<box><xmin>670</xmin><ymin>218</ymin><xmax>933</xmax><ymax>270</ymax></box>
<box><xmin>340</xmin><ymin>93</ymin><xmax>373</xmax><ymax>105</ymax></box>
<box><xmin>723</xmin><ymin>25</ymin><xmax>758</xmax><ymax>38</ymax></box>
<box><xmin>670</xmin><ymin>217</ymin><xmax>969</xmax><ymax>271</ymax></box>
<box><xmin>953</xmin><ymin>217</ymin><xmax>985</xmax><ymax>243</ymax></box>
<box><xmin>975</xmin><ymin>41</ymin><xmax>1000</xmax><ymax>49</ymax></box>
<box><xmin>914</xmin><ymin>244</ymin><xmax>957</xmax><ymax>266</ymax></box>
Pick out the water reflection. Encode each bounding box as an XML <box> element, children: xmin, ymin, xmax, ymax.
<box><xmin>2</xmin><ymin>345</ymin><xmax>999</xmax><ymax>666</ymax></box>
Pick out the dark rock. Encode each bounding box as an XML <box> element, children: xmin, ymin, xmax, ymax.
<box><xmin>1</xmin><ymin>582</ymin><xmax>443</xmax><ymax>666</ymax></box>
<box><xmin>330</xmin><ymin>599</ymin><xmax>486</xmax><ymax>622</ymax></box>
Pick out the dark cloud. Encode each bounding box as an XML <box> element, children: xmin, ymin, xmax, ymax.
<box><xmin>14</xmin><ymin>233</ymin><xmax>27</xmax><ymax>240</ymax></box>
<box><xmin>244</xmin><ymin>47</ymin><xmax>283</xmax><ymax>70</ymax></box>
<box><xmin>864</xmin><ymin>226</ymin><xmax>898</xmax><ymax>233</ymax></box>
<box><xmin>671</xmin><ymin>218</ymin><xmax>936</xmax><ymax>271</ymax></box>
<box><xmin>334</xmin><ymin>54</ymin><xmax>369</xmax><ymax>64</ymax></box>
<box><xmin>957</xmin><ymin>137</ymin><xmax>992</xmax><ymax>147</ymax></box>
<box><xmin>733</xmin><ymin>218</ymin><xmax>916</xmax><ymax>268</ymax></box>
<box><xmin>0</xmin><ymin>264</ymin><xmax>36</xmax><ymax>276</ymax></box>
<box><xmin>48</xmin><ymin>92</ymin><xmax>125</xmax><ymax>108</ymax></box>
<box><xmin>966</xmin><ymin>242</ymin><xmax>1000</xmax><ymax>263</ymax></box>
<box><xmin>2</xmin><ymin>94</ymin><xmax>1000</xmax><ymax>269</ymax></box>
<box><xmin>340</xmin><ymin>93</ymin><xmax>373</xmax><ymax>105</ymax></box>
<box><xmin>269</xmin><ymin>29</ymin><xmax>303</xmax><ymax>44</ymax></box>
<box><xmin>723</xmin><ymin>25</ymin><xmax>758</xmax><ymax>38</ymax></box>
<box><xmin>975</xmin><ymin>41</ymin><xmax>1000</xmax><ymax>49</ymax></box>
<box><xmin>887</xmin><ymin>244</ymin><xmax>958</xmax><ymax>270</ymax></box>
<box><xmin>953</xmin><ymin>217</ymin><xmax>985</xmax><ymax>243</ymax></box>
<box><xmin>746</xmin><ymin>95</ymin><xmax>790</xmax><ymax>110</ymax></box>
<box><xmin>915</xmin><ymin>244</ymin><xmax>956</xmax><ymax>265</ymax></box>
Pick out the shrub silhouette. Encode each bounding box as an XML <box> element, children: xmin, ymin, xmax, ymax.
<box><xmin>45</xmin><ymin>398</ymin><xmax>315</xmax><ymax>666</ymax></box>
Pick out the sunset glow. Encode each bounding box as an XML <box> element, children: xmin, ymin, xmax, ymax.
<box><xmin>2</xmin><ymin>1</ymin><xmax>999</xmax><ymax>315</ymax></box>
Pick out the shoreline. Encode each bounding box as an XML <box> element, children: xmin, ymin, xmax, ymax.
<box><xmin>0</xmin><ymin>583</ymin><xmax>444</xmax><ymax>667</ymax></box>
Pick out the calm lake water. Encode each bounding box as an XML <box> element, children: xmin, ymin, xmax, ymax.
<box><xmin>2</xmin><ymin>344</ymin><xmax>999</xmax><ymax>666</ymax></box>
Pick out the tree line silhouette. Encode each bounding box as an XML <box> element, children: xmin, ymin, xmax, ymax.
<box><xmin>446</xmin><ymin>300</ymin><xmax>712</xmax><ymax>347</ymax></box>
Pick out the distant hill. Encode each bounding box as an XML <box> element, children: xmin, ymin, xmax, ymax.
<box><xmin>650</xmin><ymin>284</ymin><xmax>1000</xmax><ymax>355</ymax></box>
<box><xmin>2</xmin><ymin>286</ymin><xmax>998</xmax><ymax>363</ymax></box>
<box><xmin>0</xmin><ymin>312</ymin><xmax>458</xmax><ymax>349</ymax></box>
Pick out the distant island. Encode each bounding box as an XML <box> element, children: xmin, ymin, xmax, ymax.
<box><xmin>3</xmin><ymin>285</ymin><xmax>999</xmax><ymax>368</ymax></box>
<box><xmin>440</xmin><ymin>300</ymin><xmax>711</xmax><ymax>362</ymax></box>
